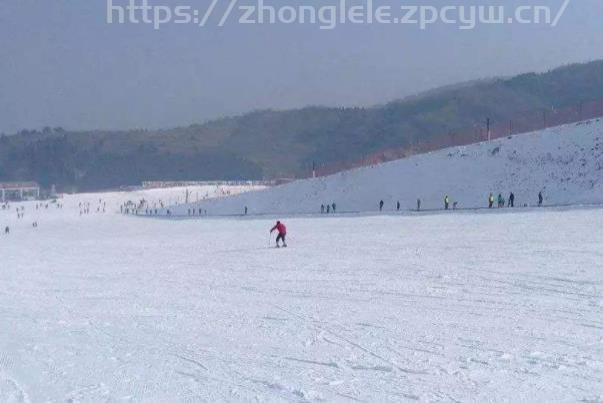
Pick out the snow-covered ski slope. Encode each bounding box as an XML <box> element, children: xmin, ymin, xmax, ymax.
<box><xmin>1</xmin><ymin>195</ymin><xmax>602</xmax><ymax>401</ymax></box>
<box><xmin>173</xmin><ymin>119</ymin><xmax>603</xmax><ymax>216</ymax></box>
<box><xmin>60</xmin><ymin>183</ymin><xmax>268</xmax><ymax>210</ymax></box>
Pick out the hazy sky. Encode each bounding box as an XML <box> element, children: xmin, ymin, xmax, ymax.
<box><xmin>1</xmin><ymin>0</ymin><xmax>602</xmax><ymax>133</ymax></box>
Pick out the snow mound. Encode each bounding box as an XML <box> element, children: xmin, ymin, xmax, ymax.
<box><xmin>172</xmin><ymin>119</ymin><xmax>603</xmax><ymax>216</ymax></box>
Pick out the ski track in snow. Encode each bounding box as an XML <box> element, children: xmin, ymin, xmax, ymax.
<box><xmin>1</xmin><ymin>192</ymin><xmax>603</xmax><ymax>402</ymax></box>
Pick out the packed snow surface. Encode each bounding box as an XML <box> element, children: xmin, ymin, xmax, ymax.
<box><xmin>66</xmin><ymin>184</ymin><xmax>268</xmax><ymax>210</ymax></box>
<box><xmin>1</xmin><ymin>193</ymin><xmax>602</xmax><ymax>402</ymax></box>
<box><xmin>173</xmin><ymin>119</ymin><xmax>603</xmax><ymax>216</ymax></box>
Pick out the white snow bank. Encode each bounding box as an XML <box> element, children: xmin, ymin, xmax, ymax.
<box><xmin>173</xmin><ymin>119</ymin><xmax>603</xmax><ymax>216</ymax></box>
<box><xmin>57</xmin><ymin>184</ymin><xmax>268</xmax><ymax>211</ymax></box>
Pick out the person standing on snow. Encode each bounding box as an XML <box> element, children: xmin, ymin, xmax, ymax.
<box><xmin>444</xmin><ymin>195</ymin><xmax>450</xmax><ymax>210</ymax></box>
<box><xmin>379</xmin><ymin>200</ymin><xmax>384</xmax><ymax>212</ymax></box>
<box><xmin>508</xmin><ymin>193</ymin><xmax>515</xmax><ymax>208</ymax></box>
<box><xmin>538</xmin><ymin>192</ymin><xmax>544</xmax><ymax>207</ymax></box>
<box><xmin>270</xmin><ymin>221</ymin><xmax>287</xmax><ymax>248</ymax></box>
<box><xmin>397</xmin><ymin>201</ymin><xmax>401</xmax><ymax>211</ymax></box>
<box><xmin>489</xmin><ymin>193</ymin><xmax>494</xmax><ymax>209</ymax></box>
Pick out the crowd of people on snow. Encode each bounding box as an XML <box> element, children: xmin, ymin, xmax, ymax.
<box><xmin>2</xmin><ymin>197</ymin><xmax>109</xmax><ymax>236</ymax></box>
<box><xmin>119</xmin><ymin>199</ymin><xmax>187</xmax><ymax>217</ymax></box>
<box><xmin>1</xmin><ymin>186</ymin><xmax>549</xmax><ymax>240</ymax></box>
<box><xmin>187</xmin><ymin>208</ymin><xmax>208</xmax><ymax>217</ymax></box>
<box><xmin>320</xmin><ymin>203</ymin><xmax>337</xmax><ymax>214</ymax></box>
<box><xmin>439</xmin><ymin>191</ymin><xmax>542</xmax><ymax>212</ymax></box>
<box><xmin>111</xmin><ymin>180</ymin><xmax>548</xmax><ymax>220</ymax></box>
<box><xmin>1</xmin><ymin>199</ymin><xmax>64</xmax><ymax>236</ymax></box>
<box><xmin>318</xmin><ymin>191</ymin><xmax>545</xmax><ymax>215</ymax></box>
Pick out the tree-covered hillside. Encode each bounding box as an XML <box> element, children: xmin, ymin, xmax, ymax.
<box><xmin>2</xmin><ymin>60</ymin><xmax>603</xmax><ymax>191</ymax></box>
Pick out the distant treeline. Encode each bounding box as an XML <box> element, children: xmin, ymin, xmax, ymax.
<box><xmin>2</xmin><ymin>60</ymin><xmax>603</xmax><ymax>192</ymax></box>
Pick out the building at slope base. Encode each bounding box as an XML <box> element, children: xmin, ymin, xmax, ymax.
<box><xmin>0</xmin><ymin>182</ymin><xmax>40</xmax><ymax>202</ymax></box>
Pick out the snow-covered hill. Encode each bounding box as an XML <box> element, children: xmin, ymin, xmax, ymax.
<box><xmin>46</xmin><ymin>184</ymin><xmax>267</xmax><ymax>213</ymax></box>
<box><xmin>173</xmin><ymin>119</ymin><xmax>603</xmax><ymax>216</ymax></box>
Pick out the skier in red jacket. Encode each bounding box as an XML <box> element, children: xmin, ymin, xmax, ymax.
<box><xmin>270</xmin><ymin>221</ymin><xmax>287</xmax><ymax>248</ymax></box>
